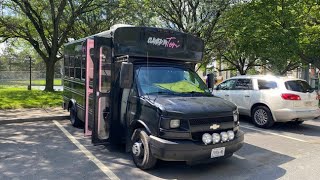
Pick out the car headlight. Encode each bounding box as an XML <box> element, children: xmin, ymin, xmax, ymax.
<box><xmin>233</xmin><ymin>109</ymin><xmax>239</xmax><ymax>122</ymax></box>
<box><xmin>227</xmin><ymin>130</ymin><xmax>235</xmax><ymax>140</ymax></box>
<box><xmin>202</xmin><ymin>133</ymin><xmax>212</xmax><ymax>145</ymax></box>
<box><xmin>220</xmin><ymin>132</ymin><xmax>228</xmax><ymax>142</ymax></box>
<box><xmin>212</xmin><ymin>133</ymin><xmax>221</xmax><ymax>144</ymax></box>
<box><xmin>170</xmin><ymin>119</ymin><xmax>180</xmax><ymax>128</ymax></box>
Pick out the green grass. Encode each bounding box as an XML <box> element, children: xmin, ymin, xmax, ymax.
<box><xmin>0</xmin><ymin>79</ymin><xmax>62</xmax><ymax>86</ymax></box>
<box><xmin>0</xmin><ymin>87</ymin><xmax>63</xmax><ymax>109</ymax></box>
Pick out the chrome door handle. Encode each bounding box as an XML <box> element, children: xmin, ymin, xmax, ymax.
<box><xmin>245</xmin><ymin>95</ymin><xmax>250</xmax><ymax>97</ymax></box>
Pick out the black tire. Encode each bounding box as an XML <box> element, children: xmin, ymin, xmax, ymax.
<box><xmin>252</xmin><ymin>106</ymin><xmax>274</xmax><ymax>128</ymax></box>
<box><xmin>131</xmin><ymin>128</ymin><xmax>157</xmax><ymax>170</ymax></box>
<box><xmin>70</xmin><ymin>105</ymin><xmax>83</xmax><ymax>128</ymax></box>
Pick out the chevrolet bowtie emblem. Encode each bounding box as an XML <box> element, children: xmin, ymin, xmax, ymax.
<box><xmin>210</xmin><ymin>124</ymin><xmax>220</xmax><ymax>130</ymax></box>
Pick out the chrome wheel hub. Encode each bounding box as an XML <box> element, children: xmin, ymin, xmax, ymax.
<box><xmin>254</xmin><ymin>109</ymin><xmax>268</xmax><ymax>125</ymax></box>
<box><xmin>132</xmin><ymin>142</ymin><xmax>142</xmax><ymax>157</ymax></box>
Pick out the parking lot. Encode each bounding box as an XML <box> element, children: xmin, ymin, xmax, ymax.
<box><xmin>1</xmin><ymin>117</ymin><xmax>320</xmax><ymax>180</ymax></box>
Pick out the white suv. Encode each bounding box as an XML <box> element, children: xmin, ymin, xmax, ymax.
<box><xmin>212</xmin><ymin>75</ymin><xmax>320</xmax><ymax>128</ymax></box>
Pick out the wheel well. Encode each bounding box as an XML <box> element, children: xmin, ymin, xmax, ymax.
<box><xmin>130</xmin><ymin>120</ymin><xmax>151</xmax><ymax>135</ymax></box>
<box><xmin>251</xmin><ymin>103</ymin><xmax>271</xmax><ymax>115</ymax></box>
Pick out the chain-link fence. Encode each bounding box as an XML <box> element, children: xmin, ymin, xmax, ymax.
<box><xmin>0</xmin><ymin>71</ymin><xmax>62</xmax><ymax>86</ymax></box>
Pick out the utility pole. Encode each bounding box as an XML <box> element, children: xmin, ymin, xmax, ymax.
<box><xmin>28</xmin><ymin>56</ymin><xmax>32</xmax><ymax>90</ymax></box>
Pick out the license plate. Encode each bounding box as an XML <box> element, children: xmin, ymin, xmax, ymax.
<box><xmin>305</xmin><ymin>101</ymin><xmax>312</xmax><ymax>107</ymax></box>
<box><xmin>211</xmin><ymin>147</ymin><xmax>225</xmax><ymax>158</ymax></box>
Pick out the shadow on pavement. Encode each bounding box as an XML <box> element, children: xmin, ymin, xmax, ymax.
<box><xmin>144</xmin><ymin>143</ymin><xmax>294</xmax><ymax>180</ymax></box>
<box><xmin>63</xmin><ymin>120</ymin><xmax>295</xmax><ymax>180</ymax></box>
<box><xmin>0</xmin><ymin>121</ymin><xmax>107</xmax><ymax>179</ymax></box>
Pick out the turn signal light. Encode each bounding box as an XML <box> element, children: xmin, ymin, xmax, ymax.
<box><xmin>281</xmin><ymin>93</ymin><xmax>301</xmax><ymax>100</ymax></box>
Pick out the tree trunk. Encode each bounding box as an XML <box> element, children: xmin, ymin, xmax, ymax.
<box><xmin>45</xmin><ymin>60</ymin><xmax>55</xmax><ymax>92</ymax></box>
<box><xmin>299</xmin><ymin>53</ymin><xmax>320</xmax><ymax>70</ymax></box>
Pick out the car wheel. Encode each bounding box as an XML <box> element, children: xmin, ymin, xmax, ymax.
<box><xmin>252</xmin><ymin>106</ymin><xmax>274</xmax><ymax>128</ymax></box>
<box><xmin>70</xmin><ymin>105</ymin><xmax>83</xmax><ymax>128</ymax></box>
<box><xmin>131</xmin><ymin>128</ymin><xmax>157</xmax><ymax>170</ymax></box>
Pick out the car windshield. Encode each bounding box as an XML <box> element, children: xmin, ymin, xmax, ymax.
<box><xmin>136</xmin><ymin>66</ymin><xmax>210</xmax><ymax>95</ymax></box>
<box><xmin>285</xmin><ymin>80</ymin><xmax>314</xmax><ymax>93</ymax></box>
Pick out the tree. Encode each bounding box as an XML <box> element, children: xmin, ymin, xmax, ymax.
<box><xmin>114</xmin><ymin>0</ymin><xmax>158</xmax><ymax>27</ymax></box>
<box><xmin>298</xmin><ymin>1</ymin><xmax>320</xmax><ymax>69</ymax></box>
<box><xmin>212</xmin><ymin>1</ymin><xmax>264</xmax><ymax>75</ymax></box>
<box><xmin>0</xmin><ymin>0</ymin><xmax>103</xmax><ymax>91</ymax></box>
<box><xmin>71</xmin><ymin>0</ymin><xmax>157</xmax><ymax>38</ymax></box>
<box><xmin>146</xmin><ymin>0</ymin><xmax>234</xmax><ymax>70</ymax></box>
<box><xmin>213</xmin><ymin>0</ymin><xmax>320</xmax><ymax>75</ymax></box>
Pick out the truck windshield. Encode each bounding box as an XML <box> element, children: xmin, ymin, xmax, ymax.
<box><xmin>136</xmin><ymin>66</ymin><xmax>210</xmax><ymax>95</ymax></box>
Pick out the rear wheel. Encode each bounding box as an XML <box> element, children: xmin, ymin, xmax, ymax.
<box><xmin>252</xmin><ymin>106</ymin><xmax>274</xmax><ymax>128</ymax></box>
<box><xmin>70</xmin><ymin>105</ymin><xmax>83</xmax><ymax>128</ymax></box>
<box><xmin>131</xmin><ymin>128</ymin><xmax>157</xmax><ymax>170</ymax></box>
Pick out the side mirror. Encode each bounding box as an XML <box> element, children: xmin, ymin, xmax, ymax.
<box><xmin>207</xmin><ymin>73</ymin><xmax>215</xmax><ymax>89</ymax></box>
<box><xmin>120</xmin><ymin>62</ymin><xmax>133</xmax><ymax>88</ymax></box>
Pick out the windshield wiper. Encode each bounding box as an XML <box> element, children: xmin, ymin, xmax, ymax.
<box><xmin>146</xmin><ymin>91</ymin><xmax>174</xmax><ymax>95</ymax></box>
<box><xmin>183</xmin><ymin>91</ymin><xmax>211</xmax><ymax>96</ymax></box>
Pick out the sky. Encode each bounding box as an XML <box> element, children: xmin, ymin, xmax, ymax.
<box><xmin>0</xmin><ymin>42</ymin><xmax>5</xmax><ymax>54</ymax></box>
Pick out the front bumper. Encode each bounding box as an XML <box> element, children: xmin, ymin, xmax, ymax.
<box><xmin>149</xmin><ymin>130</ymin><xmax>244</xmax><ymax>163</ymax></box>
<box><xmin>273</xmin><ymin>108</ymin><xmax>320</xmax><ymax>122</ymax></box>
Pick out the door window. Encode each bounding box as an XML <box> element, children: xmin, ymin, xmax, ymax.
<box><xmin>258</xmin><ymin>80</ymin><xmax>277</xmax><ymax>90</ymax></box>
<box><xmin>217</xmin><ymin>79</ymin><xmax>237</xmax><ymax>90</ymax></box>
<box><xmin>234</xmin><ymin>79</ymin><xmax>253</xmax><ymax>90</ymax></box>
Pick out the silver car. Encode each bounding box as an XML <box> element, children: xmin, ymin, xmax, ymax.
<box><xmin>212</xmin><ymin>75</ymin><xmax>320</xmax><ymax>128</ymax></box>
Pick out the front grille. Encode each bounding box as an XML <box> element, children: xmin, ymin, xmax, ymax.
<box><xmin>188</xmin><ymin>116</ymin><xmax>235</xmax><ymax>141</ymax></box>
<box><xmin>189</xmin><ymin>116</ymin><xmax>233</xmax><ymax>126</ymax></box>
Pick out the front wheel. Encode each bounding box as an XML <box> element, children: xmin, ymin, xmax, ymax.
<box><xmin>131</xmin><ymin>128</ymin><xmax>157</xmax><ymax>170</ymax></box>
<box><xmin>252</xmin><ymin>106</ymin><xmax>274</xmax><ymax>128</ymax></box>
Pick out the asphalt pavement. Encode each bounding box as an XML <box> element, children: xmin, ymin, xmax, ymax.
<box><xmin>1</xmin><ymin>109</ymin><xmax>320</xmax><ymax>179</ymax></box>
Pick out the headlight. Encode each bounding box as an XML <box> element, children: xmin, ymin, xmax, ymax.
<box><xmin>233</xmin><ymin>109</ymin><xmax>239</xmax><ymax>122</ymax></box>
<box><xmin>220</xmin><ymin>132</ymin><xmax>228</xmax><ymax>142</ymax></box>
<box><xmin>202</xmin><ymin>133</ymin><xmax>212</xmax><ymax>145</ymax></box>
<box><xmin>170</xmin><ymin>119</ymin><xmax>180</xmax><ymax>128</ymax></box>
<box><xmin>212</xmin><ymin>133</ymin><xmax>221</xmax><ymax>144</ymax></box>
<box><xmin>227</xmin><ymin>130</ymin><xmax>235</xmax><ymax>140</ymax></box>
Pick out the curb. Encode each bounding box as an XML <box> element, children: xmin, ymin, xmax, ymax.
<box><xmin>0</xmin><ymin>115</ymin><xmax>69</xmax><ymax>125</ymax></box>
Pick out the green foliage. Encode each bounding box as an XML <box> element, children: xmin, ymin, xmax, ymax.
<box><xmin>0</xmin><ymin>39</ymin><xmax>44</xmax><ymax>71</ymax></box>
<box><xmin>214</xmin><ymin>0</ymin><xmax>320</xmax><ymax>75</ymax></box>
<box><xmin>0</xmin><ymin>87</ymin><xmax>63</xmax><ymax>109</ymax></box>
<box><xmin>0</xmin><ymin>0</ymin><xmax>101</xmax><ymax>91</ymax></box>
<box><xmin>0</xmin><ymin>79</ymin><xmax>62</xmax><ymax>86</ymax></box>
<box><xmin>297</xmin><ymin>1</ymin><xmax>320</xmax><ymax>68</ymax></box>
<box><xmin>71</xmin><ymin>0</ymin><xmax>158</xmax><ymax>38</ymax></box>
<box><xmin>213</xmin><ymin>2</ymin><xmax>264</xmax><ymax>75</ymax></box>
<box><xmin>146</xmin><ymin>0</ymin><xmax>233</xmax><ymax>70</ymax></box>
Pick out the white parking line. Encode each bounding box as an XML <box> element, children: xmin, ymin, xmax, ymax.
<box><xmin>53</xmin><ymin>120</ymin><xmax>120</xmax><ymax>180</ymax></box>
<box><xmin>233</xmin><ymin>154</ymin><xmax>245</xmax><ymax>160</ymax></box>
<box><xmin>241</xmin><ymin>125</ymin><xmax>308</xmax><ymax>143</ymax></box>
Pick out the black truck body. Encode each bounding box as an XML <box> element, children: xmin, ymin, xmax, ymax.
<box><xmin>63</xmin><ymin>25</ymin><xmax>244</xmax><ymax>169</ymax></box>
